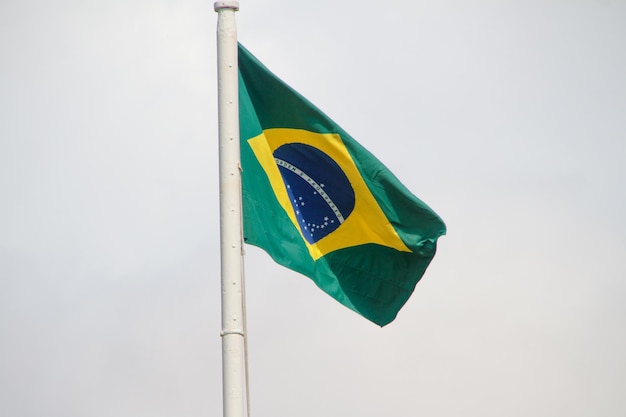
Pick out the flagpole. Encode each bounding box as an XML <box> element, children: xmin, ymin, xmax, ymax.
<box><xmin>214</xmin><ymin>2</ymin><xmax>244</xmax><ymax>417</ymax></box>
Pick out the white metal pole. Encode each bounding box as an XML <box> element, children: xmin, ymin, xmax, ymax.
<box><xmin>214</xmin><ymin>2</ymin><xmax>244</xmax><ymax>417</ymax></box>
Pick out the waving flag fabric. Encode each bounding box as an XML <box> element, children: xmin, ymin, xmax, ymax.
<box><xmin>238</xmin><ymin>43</ymin><xmax>446</xmax><ymax>326</ymax></box>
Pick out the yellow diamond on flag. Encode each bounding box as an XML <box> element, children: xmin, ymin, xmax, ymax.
<box><xmin>248</xmin><ymin>128</ymin><xmax>411</xmax><ymax>260</ymax></box>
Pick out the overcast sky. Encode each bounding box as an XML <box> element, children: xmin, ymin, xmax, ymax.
<box><xmin>1</xmin><ymin>1</ymin><xmax>625</xmax><ymax>416</ymax></box>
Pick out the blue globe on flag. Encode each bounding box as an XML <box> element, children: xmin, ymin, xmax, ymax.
<box><xmin>273</xmin><ymin>143</ymin><xmax>355</xmax><ymax>244</ymax></box>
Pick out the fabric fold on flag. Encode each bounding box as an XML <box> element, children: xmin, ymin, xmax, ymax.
<box><xmin>238</xmin><ymin>43</ymin><xmax>446</xmax><ymax>326</ymax></box>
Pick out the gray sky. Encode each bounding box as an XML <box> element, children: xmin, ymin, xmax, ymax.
<box><xmin>2</xmin><ymin>0</ymin><xmax>625</xmax><ymax>416</ymax></box>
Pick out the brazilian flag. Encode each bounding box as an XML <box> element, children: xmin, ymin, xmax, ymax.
<box><xmin>238</xmin><ymin>43</ymin><xmax>446</xmax><ymax>326</ymax></box>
